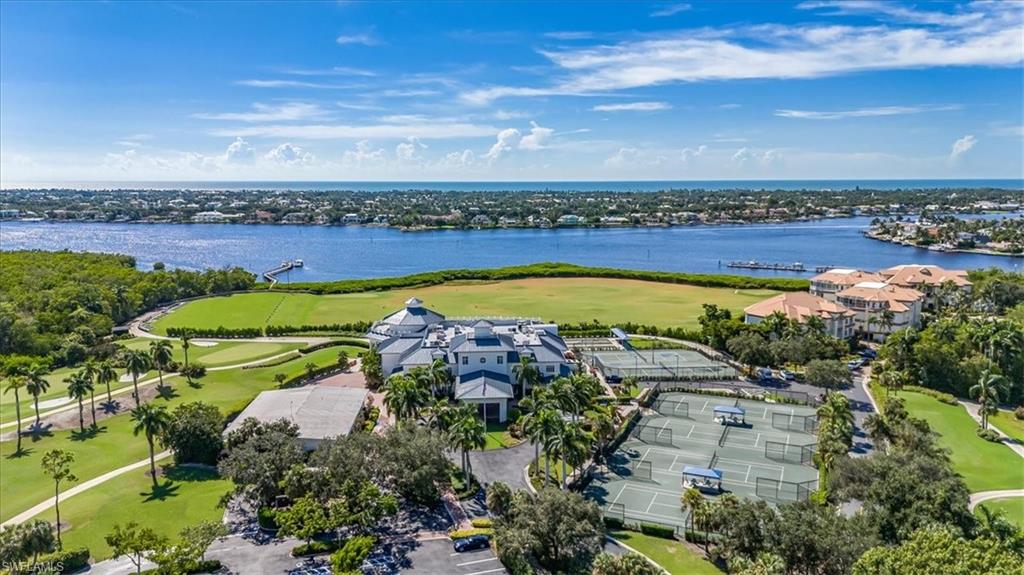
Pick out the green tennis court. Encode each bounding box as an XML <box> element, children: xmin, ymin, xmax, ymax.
<box><xmin>585</xmin><ymin>348</ymin><xmax>737</xmax><ymax>380</ymax></box>
<box><xmin>586</xmin><ymin>391</ymin><xmax>820</xmax><ymax>530</ymax></box>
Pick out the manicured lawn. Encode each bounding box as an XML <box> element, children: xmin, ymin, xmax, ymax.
<box><xmin>37</xmin><ymin>464</ymin><xmax>232</xmax><ymax>560</ymax></box>
<box><xmin>899</xmin><ymin>391</ymin><xmax>1024</xmax><ymax>493</ymax></box>
<box><xmin>1</xmin><ymin>339</ymin><xmax>305</xmax><ymax>424</ymax></box>
<box><xmin>975</xmin><ymin>498</ymin><xmax>1024</xmax><ymax>530</ymax></box>
<box><xmin>610</xmin><ymin>530</ymin><xmax>724</xmax><ymax>575</ymax></box>
<box><xmin>989</xmin><ymin>409</ymin><xmax>1024</xmax><ymax>443</ymax></box>
<box><xmin>482</xmin><ymin>421</ymin><xmax>523</xmax><ymax>450</ymax></box>
<box><xmin>0</xmin><ymin>347</ymin><xmax>346</xmax><ymax>523</ymax></box>
<box><xmin>152</xmin><ymin>278</ymin><xmax>779</xmax><ymax>334</ymax></box>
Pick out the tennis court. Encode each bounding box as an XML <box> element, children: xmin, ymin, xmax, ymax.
<box><xmin>586</xmin><ymin>391</ymin><xmax>819</xmax><ymax>530</ymax></box>
<box><xmin>585</xmin><ymin>347</ymin><xmax>737</xmax><ymax>380</ymax></box>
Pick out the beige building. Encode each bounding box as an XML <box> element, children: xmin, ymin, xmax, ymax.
<box><xmin>835</xmin><ymin>282</ymin><xmax>924</xmax><ymax>342</ymax></box>
<box><xmin>877</xmin><ymin>265</ymin><xmax>971</xmax><ymax>310</ymax></box>
<box><xmin>809</xmin><ymin>268</ymin><xmax>885</xmax><ymax>301</ymax></box>
<box><xmin>744</xmin><ymin>292</ymin><xmax>855</xmax><ymax>339</ymax></box>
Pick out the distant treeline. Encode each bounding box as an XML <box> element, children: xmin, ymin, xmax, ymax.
<box><xmin>257</xmin><ymin>262</ymin><xmax>810</xmax><ymax>295</ymax></box>
<box><xmin>0</xmin><ymin>250</ymin><xmax>255</xmax><ymax>363</ymax></box>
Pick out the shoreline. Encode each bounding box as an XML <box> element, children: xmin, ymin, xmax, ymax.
<box><xmin>863</xmin><ymin>232</ymin><xmax>1024</xmax><ymax>258</ymax></box>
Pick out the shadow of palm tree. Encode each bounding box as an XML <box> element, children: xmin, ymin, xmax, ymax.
<box><xmin>6</xmin><ymin>446</ymin><xmax>34</xmax><ymax>459</ymax></box>
<box><xmin>26</xmin><ymin>424</ymin><xmax>54</xmax><ymax>442</ymax></box>
<box><xmin>70</xmin><ymin>426</ymin><xmax>108</xmax><ymax>442</ymax></box>
<box><xmin>142</xmin><ymin>480</ymin><xmax>182</xmax><ymax>502</ymax></box>
<box><xmin>101</xmin><ymin>399</ymin><xmax>123</xmax><ymax>414</ymax></box>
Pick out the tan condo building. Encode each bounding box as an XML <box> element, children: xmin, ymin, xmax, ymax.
<box><xmin>743</xmin><ymin>291</ymin><xmax>855</xmax><ymax>339</ymax></box>
<box><xmin>835</xmin><ymin>282</ymin><xmax>924</xmax><ymax>342</ymax></box>
<box><xmin>877</xmin><ymin>265</ymin><xmax>971</xmax><ymax>310</ymax></box>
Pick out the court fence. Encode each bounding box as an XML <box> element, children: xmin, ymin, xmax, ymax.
<box><xmin>601</xmin><ymin>505</ymin><xmax>686</xmax><ymax>537</ymax></box>
<box><xmin>764</xmin><ymin>440</ymin><xmax>818</xmax><ymax>467</ymax></box>
<box><xmin>652</xmin><ymin>396</ymin><xmax>690</xmax><ymax>419</ymax></box>
<box><xmin>755</xmin><ymin>477</ymin><xmax>819</xmax><ymax>502</ymax></box>
<box><xmin>771</xmin><ymin>412</ymin><xmax>820</xmax><ymax>434</ymax></box>
<box><xmin>650</xmin><ymin>380</ymin><xmax>820</xmax><ymax>406</ymax></box>
<box><xmin>588</xmin><ymin>353</ymin><xmax>739</xmax><ymax>382</ymax></box>
<box><xmin>635</xmin><ymin>422</ymin><xmax>675</xmax><ymax>447</ymax></box>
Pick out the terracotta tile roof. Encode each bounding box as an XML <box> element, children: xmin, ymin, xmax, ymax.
<box><xmin>837</xmin><ymin>282</ymin><xmax>924</xmax><ymax>313</ymax></box>
<box><xmin>877</xmin><ymin>264</ymin><xmax>971</xmax><ymax>288</ymax></box>
<box><xmin>811</xmin><ymin>268</ymin><xmax>885</xmax><ymax>286</ymax></box>
<box><xmin>744</xmin><ymin>291</ymin><xmax>853</xmax><ymax>322</ymax></box>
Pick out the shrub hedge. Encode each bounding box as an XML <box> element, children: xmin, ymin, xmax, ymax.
<box><xmin>449</xmin><ymin>528</ymin><xmax>494</xmax><ymax>539</ymax></box>
<box><xmin>976</xmin><ymin>428</ymin><xmax>1002</xmax><ymax>442</ymax></box>
<box><xmin>33</xmin><ymin>547</ymin><xmax>90</xmax><ymax>574</ymax></box>
<box><xmin>267</xmin><ymin>322</ymin><xmax>372</xmax><ymax>336</ymax></box>
<box><xmin>291</xmin><ymin>540</ymin><xmax>340</xmax><ymax>557</ymax></box>
<box><xmin>470</xmin><ymin>518</ymin><xmax>493</xmax><ymax>528</ymax></box>
<box><xmin>904</xmin><ymin>385</ymin><xmax>958</xmax><ymax>405</ymax></box>
<box><xmin>639</xmin><ymin>523</ymin><xmax>677</xmax><ymax>539</ymax></box>
<box><xmin>254</xmin><ymin>262</ymin><xmax>808</xmax><ymax>294</ymax></box>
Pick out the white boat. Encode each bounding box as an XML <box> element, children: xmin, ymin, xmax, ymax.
<box><xmin>294</xmin><ymin>259</ymin><xmax>304</xmax><ymax>267</ymax></box>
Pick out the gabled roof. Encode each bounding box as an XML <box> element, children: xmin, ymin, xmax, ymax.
<box><xmin>837</xmin><ymin>282</ymin><xmax>924</xmax><ymax>312</ymax></box>
<box><xmin>744</xmin><ymin>291</ymin><xmax>852</xmax><ymax>321</ymax></box>
<box><xmin>810</xmin><ymin>268</ymin><xmax>884</xmax><ymax>286</ymax></box>
<box><xmin>878</xmin><ymin>264</ymin><xmax>971</xmax><ymax>288</ymax></box>
<box><xmin>455</xmin><ymin>370</ymin><xmax>514</xmax><ymax>400</ymax></box>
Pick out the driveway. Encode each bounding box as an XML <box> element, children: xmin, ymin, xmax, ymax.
<box><xmin>466</xmin><ymin>441</ymin><xmax>534</xmax><ymax>491</ymax></box>
<box><xmin>399</xmin><ymin>537</ymin><xmax>506</xmax><ymax>575</ymax></box>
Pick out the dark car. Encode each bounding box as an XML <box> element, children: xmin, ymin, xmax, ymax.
<box><xmin>606</xmin><ymin>374</ymin><xmax>623</xmax><ymax>384</ymax></box>
<box><xmin>453</xmin><ymin>535</ymin><xmax>491</xmax><ymax>552</ymax></box>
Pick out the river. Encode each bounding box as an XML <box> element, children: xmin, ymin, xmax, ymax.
<box><xmin>1</xmin><ymin>217</ymin><xmax>1020</xmax><ymax>281</ymax></box>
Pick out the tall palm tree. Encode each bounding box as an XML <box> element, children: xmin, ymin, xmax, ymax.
<box><xmin>681</xmin><ymin>487</ymin><xmax>703</xmax><ymax>534</ymax></box>
<box><xmin>65</xmin><ymin>372</ymin><xmax>93</xmax><ymax>433</ymax></box>
<box><xmin>409</xmin><ymin>366</ymin><xmax>435</xmax><ymax>395</ymax></box>
<box><xmin>449</xmin><ymin>406</ymin><xmax>486</xmax><ymax>486</ymax></box>
<box><xmin>549</xmin><ymin>377</ymin><xmax>579</xmax><ymax>421</ymax></box>
<box><xmin>428</xmin><ymin>358</ymin><xmax>451</xmax><ymax>397</ymax></box>
<box><xmin>816</xmin><ymin>393</ymin><xmax>854</xmax><ymax>490</ymax></box>
<box><xmin>970</xmin><ymin>368</ymin><xmax>1006</xmax><ymax>430</ymax></box>
<box><xmin>122</xmin><ymin>350</ymin><xmax>151</xmax><ymax>408</ymax></box>
<box><xmin>25</xmin><ymin>363</ymin><xmax>51</xmax><ymax>427</ymax></box>
<box><xmin>539</xmin><ymin>413</ymin><xmax>566</xmax><ymax>486</ymax></box>
<box><xmin>586</xmin><ymin>404</ymin><xmax>616</xmax><ymax>463</ymax></box>
<box><xmin>96</xmin><ymin>360</ymin><xmax>118</xmax><ymax>403</ymax></box>
<box><xmin>514</xmin><ymin>356</ymin><xmax>541</xmax><ymax>398</ymax></box>
<box><xmin>82</xmin><ymin>358</ymin><xmax>99</xmax><ymax>396</ymax></box>
<box><xmin>4</xmin><ymin>376</ymin><xmax>27</xmax><ymax>453</ymax></box>
<box><xmin>130</xmin><ymin>403</ymin><xmax>171</xmax><ymax>488</ymax></box>
<box><xmin>149</xmin><ymin>340</ymin><xmax>174</xmax><ymax>391</ymax></box>
<box><xmin>424</xmin><ymin>397</ymin><xmax>455</xmax><ymax>433</ymax></box>
<box><xmin>382</xmin><ymin>373</ymin><xmax>429</xmax><ymax>423</ymax></box>
<box><xmin>179</xmin><ymin>330</ymin><xmax>193</xmax><ymax>372</ymax></box>
<box><xmin>556</xmin><ymin>420</ymin><xmax>591</xmax><ymax>489</ymax></box>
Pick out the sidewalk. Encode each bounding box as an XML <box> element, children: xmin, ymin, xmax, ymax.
<box><xmin>958</xmin><ymin>400</ymin><xmax>1024</xmax><ymax>458</ymax></box>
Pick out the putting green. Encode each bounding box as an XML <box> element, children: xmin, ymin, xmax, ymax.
<box><xmin>153</xmin><ymin>278</ymin><xmax>778</xmax><ymax>334</ymax></box>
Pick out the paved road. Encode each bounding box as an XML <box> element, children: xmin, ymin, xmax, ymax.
<box><xmin>969</xmin><ymin>490</ymin><xmax>1024</xmax><ymax>511</ymax></box>
<box><xmin>466</xmin><ymin>441</ymin><xmax>534</xmax><ymax>492</ymax></box>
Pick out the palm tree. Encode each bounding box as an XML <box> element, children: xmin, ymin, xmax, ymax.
<box><xmin>424</xmin><ymin>397</ymin><xmax>455</xmax><ymax>433</ymax></box>
<box><xmin>816</xmin><ymin>393</ymin><xmax>854</xmax><ymax>490</ymax></box>
<box><xmin>514</xmin><ymin>356</ymin><xmax>541</xmax><ymax>398</ymax></box>
<box><xmin>179</xmin><ymin>330</ymin><xmax>193</xmax><ymax>373</ymax></box>
<box><xmin>130</xmin><ymin>403</ymin><xmax>171</xmax><ymax>488</ymax></box>
<box><xmin>122</xmin><ymin>350</ymin><xmax>151</xmax><ymax>408</ymax></box>
<box><xmin>428</xmin><ymin>358</ymin><xmax>451</xmax><ymax>397</ymax></box>
<box><xmin>25</xmin><ymin>363</ymin><xmax>51</xmax><ymax>427</ymax></box>
<box><xmin>875</xmin><ymin>363</ymin><xmax>905</xmax><ymax>398</ymax></box>
<box><xmin>587</xmin><ymin>404</ymin><xmax>616</xmax><ymax>463</ymax></box>
<box><xmin>82</xmin><ymin>358</ymin><xmax>99</xmax><ymax>395</ymax></box>
<box><xmin>539</xmin><ymin>413</ymin><xmax>566</xmax><ymax>486</ymax></box>
<box><xmin>549</xmin><ymin>377</ymin><xmax>579</xmax><ymax>421</ymax></box>
<box><xmin>149</xmin><ymin>340</ymin><xmax>174</xmax><ymax>391</ymax></box>
<box><xmin>96</xmin><ymin>360</ymin><xmax>118</xmax><ymax>403</ymax></box>
<box><xmin>449</xmin><ymin>405</ymin><xmax>486</xmax><ymax>486</ymax></box>
<box><xmin>681</xmin><ymin>487</ymin><xmax>703</xmax><ymax>534</ymax></box>
<box><xmin>556</xmin><ymin>420</ymin><xmax>592</xmax><ymax>489</ymax></box>
<box><xmin>382</xmin><ymin>373</ymin><xmax>429</xmax><ymax>423</ymax></box>
<box><xmin>41</xmin><ymin>450</ymin><xmax>76</xmax><ymax>550</ymax></box>
<box><xmin>970</xmin><ymin>368</ymin><xmax>1006</xmax><ymax>430</ymax></box>
<box><xmin>4</xmin><ymin>376</ymin><xmax>27</xmax><ymax>453</ymax></box>
<box><xmin>65</xmin><ymin>372</ymin><xmax>93</xmax><ymax>433</ymax></box>
<box><xmin>804</xmin><ymin>315</ymin><xmax>827</xmax><ymax>337</ymax></box>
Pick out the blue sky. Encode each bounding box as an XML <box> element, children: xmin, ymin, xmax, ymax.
<box><xmin>1</xmin><ymin>0</ymin><xmax>1022</xmax><ymax>182</ymax></box>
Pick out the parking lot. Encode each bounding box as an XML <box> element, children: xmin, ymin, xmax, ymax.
<box><xmin>399</xmin><ymin>537</ymin><xmax>507</xmax><ymax>575</ymax></box>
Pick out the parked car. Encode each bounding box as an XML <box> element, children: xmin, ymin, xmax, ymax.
<box><xmin>756</xmin><ymin>367</ymin><xmax>774</xmax><ymax>381</ymax></box>
<box><xmin>859</xmin><ymin>348</ymin><xmax>878</xmax><ymax>359</ymax></box>
<box><xmin>453</xmin><ymin>535</ymin><xmax>491</xmax><ymax>552</ymax></box>
<box><xmin>780</xmin><ymin>370</ymin><xmax>796</xmax><ymax>381</ymax></box>
<box><xmin>606</xmin><ymin>374</ymin><xmax>623</xmax><ymax>384</ymax></box>
<box><xmin>847</xmin><ymin>359</ymin><xmax>865</xmax><ymax>371</ymax></box>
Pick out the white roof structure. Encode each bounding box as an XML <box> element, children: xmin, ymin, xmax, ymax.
<box><xmin>226</xmin><ymin>387</ymin><xmax>369</xmax><ymax>446</ymax></box>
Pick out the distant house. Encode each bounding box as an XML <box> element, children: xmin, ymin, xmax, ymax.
<box><xmin>192</xmin><ymin>211</ymin><xmax>226</xmax><ymax>223</ymax></box>
<box><xmin>368</xmin><ymin>299</ymin><xmax>575</xmax><ymax>422</ymax></box>
<box><xmin>280</xmin><ymin>212</ymin><xmax>308</xmax><ymax>224</ymax></box>
<box><xmin>744</xmin><ymin>292</ymin><xmax>855</xmax><ymax>339</ymax></box>
<box><xmin>470</xmin><ymin>214</ymin><xmax>493</xmax><ymax>227</ymax></box>
<box><xmin>342</xmin><ymin>213</ymin><xmax>362</xmax><ymax>224</ymax></box>
<box><xmin>557</xmin><ymin>214</ymin><xmax>584</xmax><ymax>226</ymax></box>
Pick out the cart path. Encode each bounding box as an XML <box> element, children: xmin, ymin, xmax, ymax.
<box><xmin>1</xmin><ymin>451</ymin><xmax>172</xmax><ymax>527</ymax></box>
<box><xmin>968</xmin><ymin>490</ymin><xmax>1024</xmax><ymax>511</ymax></box>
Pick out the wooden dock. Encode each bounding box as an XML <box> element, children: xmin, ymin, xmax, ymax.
<box><xmin>263</xmin><ymin>260</ymin><xmax>303</xmax><ymax>286</ymax></box>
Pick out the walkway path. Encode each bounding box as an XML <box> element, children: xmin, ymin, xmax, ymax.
<box><xmin>968</xmin><ymin>490</ymin><xmax>1024</xmax><ymax>511</ymax></box>
<box><xmin>1</xmin><ymin>349</ymin><xmax>303</xmax><ymax>431</ymax></box>
<box><xmin>958</xmin><ymin>399</ymin><xmax>1024</xmax><ymax>458</ymax></box>
<box><xmin>1</xmin><ymin>451</ymin><xmax>172</xmax><ymax>527</ymax></box>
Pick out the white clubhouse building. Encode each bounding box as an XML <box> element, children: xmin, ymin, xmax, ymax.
<box><xmin>367</xmin><ymin>298</ymin><xmax>575</xmax><ymax>422</ymax></box>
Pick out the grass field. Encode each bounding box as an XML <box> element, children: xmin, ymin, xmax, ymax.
<box><xmin>1</xmin><ymin>339</ymin><xmax>306</xmax><ymax>424</ymax></box>
<box><xmin>482</xmin><ymin>422</ymin><xmax>522</xmax><ymax>450</ymax></box>
<box><xmin>152</xmin><ymin>278</ymin><xmax>779</xmax><ymax>334</ymax></box>
<box><xmin>899</xmin><ymin>391</ymin><xmax>1024</xmax><ymax>493</ymax></box>
<box><xmin>36</xmin><ymin>465</ymin><xmax>232</xmax><ymax>560</ymax></box>
<box><xmin>0</xmin><ymin>346</ymin><xmax>355</xmax><ymax>523</ymax></box>
<box><xmin>610</xmin><ymin>530</ymin><xmax>724</xmax><ymax>574</ymax></box>
<box><xmin>989</xmin><ymin>409</ymin><xmax>1024</xmax><ymax>443</ymax></box>
<box><xmin>975</xmin><ymin>498</ymin><xmax>1024</xmax><ymax>530</ymax></box>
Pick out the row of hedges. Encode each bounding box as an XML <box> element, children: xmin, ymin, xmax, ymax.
<box><xmin>278</xmin><ymin>363</ymin><xmax>347</xmax><ymax>389</ymax></box>
<box><xmin>141</xmin><ymin>560</ymin><xmax>222</xmax><ymax>575</ymax></box>
<box><xmin>166</xmin><ymin>326</ymin><xmax>262</xmax><ymax>339</ymax></box>
<box><xmin>254</xmin><ymin>262</ymin><xmax>809</xmax><ymax>294</ymax></box>
<box><xmin>449</xmin><ymin>527</ymin><xmax>494</xmax><ymax>539</ymax></box>
<box><xmin>266</xmin><ymin>322</ymin><xmax>372</xmax><ymax>336</ymax></box>
<box><xmin>299</xmin><ymin>338</ymin><xmax>369</xmax><ymax>354</ymax></box>
<box><xmin>31</xmin><ymin>547</ymin><xmax>90</xmax><ymax>574</ymax></box>
<box><xmin>242</xmin><ymin>353</ymin><xmax>302</xmax><ymax>370</ymax></box>
<box><xmin>561</xmin><ymin>320</ymin><xmax>704</xmax><ymax>341</ymax></box>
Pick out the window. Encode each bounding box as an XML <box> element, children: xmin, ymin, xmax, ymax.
<box><xmin>546</xmin><ymin>365</ymin><xmax>555</xmax><ymax>373</ymax></box>
<box><xmin>480</xmin><ymin>357</ymin><xmax>486</xmax><ymax>363</ymax></box>
<box><xmin>462</xmin><ymin>356</ymin><xmax>468</xmax><ymax>365</ymax></box>
<box><xmin>497</xmin><ymin>356</ymin><xmax>504</xmax><ymax>365</ymax></box>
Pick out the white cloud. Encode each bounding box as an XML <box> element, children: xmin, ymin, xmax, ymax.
<box><xmin>224</xmin><ymin>137</ymin><xmax>255</xmax><ymax>163</ymax></box>
<box><xmin>396</xmin><ymin>136</ymin><xmax>427</xmax><ymax>161</ymax></box>
<box><xmin>544</xmin><ymin>31</ymin><xmax>595</xmax><ymax>40</ymax></box>
<box><xmin>341</xmin><ymin>140</ymin><xmax>387</xmax><ymax>168</ymax></box>
<box><xmin>493</xmin><ymin>109</ymin><xmax>531</xmax><ymax>120</ymax></box>
<box><xmin>439</xmin><ymin>149</ymin><xmax>476</xmax><ymax>168</ymax></box>
<box><xmin>264</xmin><ymin>143</ymin><xmax>315</xmax><ymax>165</ymax></box>
<box><xmin>681</xmin><ymin>145</ymin><xmax>707</xmax><ymax>163</ymax></box>
<box><xmin>235</xmin><ymin>79</ymin><xmax>356</xmax><ymax>89</ymax></box>
<box><xmin>483</xmin><ymin>128</ymin><xmax>522</xmax><ymax>161</ymax></box>
<box><xmin>592</xmin><ymin>101</ymin><xmax>672</xmax><ymax>112</ymax></box>
<box><xmin>462</xmin><ymin>3</ymin><xmax>1024</xmax><ymax>104</ymax></box>
<box><xmin>797</xmin><ymin>1</ymin><xmax>986</xmax><ymax>27</ymax></box>
<box><xmin>949</xmin><ymin>134</ymin><xmax>977</xmax><ymax>160</ymax></box>
<box><xmin>210</xmin><ymin>121</ymin><xmax>498</xmax><ymax>140</ymax></box>
<box><xmin>604</xmin><ymin>147</ymin><xmax>640</xmax><ymax>168</ymax></box>
<box><xmin>519</xmin><ymin>121</ymin><xmax>554</xmax><ymax>150</ymax></box>
<box><xmin>283</xmin><ymin>66</ymin><xmax>376</xmax><ymax>77</ymax></box>
<box><xmin>718</xmin><ymin>103</ymin><xmax>742</xmax><ymax>109</ymax></box>
<box><xmin>193</xmin><ymin>102</ymin><xmax>328</xmax><ymax>122</ymax></box>
<box><xmin>650</xmin><ymin>3</ymin><xmax>691</xmax><ymax>17</ymax></box>
<box><xmin>775</xmin><ymin>104</ymin><xmax>960</xmax><ymax>120</ymax></box>
<box><xmin>336</xmin><ymin>30</ymin><xmax>380</xmax><ymax>46</ymax></box>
